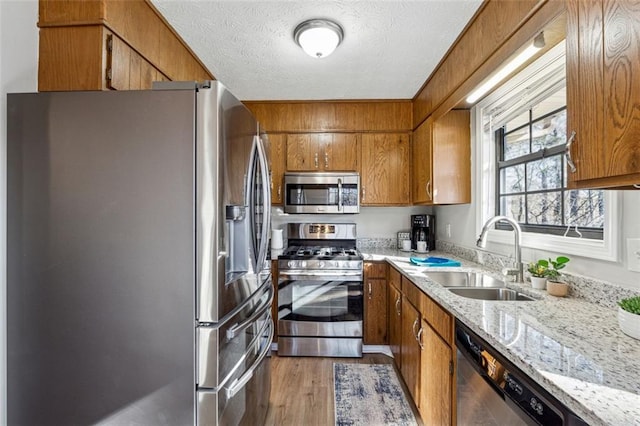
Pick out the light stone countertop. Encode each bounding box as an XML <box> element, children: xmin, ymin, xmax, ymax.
<box><xmin>360</xmin><ymin>248</ymin><xmax>640</xmax><ymax>426</ymax></box>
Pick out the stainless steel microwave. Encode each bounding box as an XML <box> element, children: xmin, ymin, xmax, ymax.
<box><xmin>283</xmin><ymin>172</ymin><xmax>360</xmax><ymax>214</ymax></box>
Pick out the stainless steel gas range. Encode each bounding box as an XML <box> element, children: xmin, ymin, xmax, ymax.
<box><xmin>277</xmin><ymin>223</ymin><xmax>363</xmax><ymax>357</ymax></box>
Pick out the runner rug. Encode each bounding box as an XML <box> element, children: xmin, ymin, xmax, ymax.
<box><xmin>333</xmin><ymin>363</ymin><xmax>418</xmax><ymax>426</ymax></box>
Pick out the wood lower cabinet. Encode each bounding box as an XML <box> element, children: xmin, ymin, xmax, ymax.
<box><xmin>268</xmin><ymin>134</ymin><xmax>287</xmax><ymax>205</ymax></box>
<box><xmin>412</xmin><ymin>110</ymin><xmax>470</xmax><ymax>205</ymax></box>
<box><xmin>286</xmin><ymin>133</ymin><xmax>358</xmax><ymax>172</ymax></box>
<box><xmin>388</xmin><ymin>279</ymin><xmax>402</xmax><ymax>367</ymax></box>
<box><xmin>389</xmin><ymin>268</ymin><xmax>456</xmax><ymax>425</ymax></box>
<box><xmin>360</xmin><ymin>133</ymin><xmax>411</xmax><ymax>205</ymax></box>
<box><xmin>419</xmin><ymin>320</ymin><xmax>454</xmax><ymax>426</ymax></box>
<box><xmin>400</xmin><ymin>297</ymin><xmax>421</xmax><ymax>404</ymax></box>
<box><xmin>566</xmin><ymin>0</ymin><xmax>640</xmax><ymax>188</ymax></box>
<box><xmin>364</xmin><ymin>262</ymin><xmax>388</xmax><ymax>345</ymax></box>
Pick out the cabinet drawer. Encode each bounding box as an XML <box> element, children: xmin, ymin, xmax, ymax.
<box><xmin>364</xmin><ymin>261</ymin><xmax>388</xmax><ymax>279</ymax></box>
<box><xmin>420</xmin><ymin>293</ymin><xmax>453</xmax><ymax>345</ymax></box>
<box><xmin>389</xmin><ymin>266</ymin><xmax>401</xmax><ymax>291</ymax></box>
<box><xmin>401</xmin><ymin>275</ymin><xmax>423</xmax><ymax>312</ymax></box>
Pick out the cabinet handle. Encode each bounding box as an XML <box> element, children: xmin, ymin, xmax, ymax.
<box><xmin>277</xmin><ymin>184</ymin><xmax>282</xmax><ymax>199</ymax></box>
<box><xmin>395</xmin><ymin>295</ymin><xmax>401</xmax><ymax>316</ymax></box>
<box><xmin>314</xmin><ymin>152</ymin><xmax>319</xmax><ymax>168</ymax></box>
<box><xmin>426</xmin><ymin>179</ymin><xmax>432</xmax><ymax>199</ymax></box>
<box><xmin>368</xmin><ymin>282</ymin><xmax>372</xmax><ymax>299</ymax></box>
<box><xmin>417</xmin><ymin>326</ymin><xmax>424</xmax><ymax>350</ymax></box>
<box><xmin>362</xmin><ymin>187</ymin><xmax>366</xmax><ymax>202</ymax></box>
<box><xmin>566</xmin><ymin>131</ymin><xmax>577</xmax><ymax>173</ymax></box>
<box><xmin>412</xmin><ymin>317</ymin><xmax>420</xmax><ymax>340</ymax></box>
<box><xmin>325</xmin><ymin>152</ymin><xmax>329</xmax><ymax>169</ymax></box>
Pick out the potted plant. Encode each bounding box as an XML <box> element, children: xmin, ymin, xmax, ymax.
<box><xmin>618</xmin><ymin>296</ymin><xmax>640</xmax><ymax>340</ymax></box>
<box><xmin>527</xmin><ymin>259</ymin><xmax>549</xmax><ymax>290</ymax></box>
<box><xmin>545</xmin><ymin>256</ymin><xmax>570</xmax><ymax>296</ymax></box>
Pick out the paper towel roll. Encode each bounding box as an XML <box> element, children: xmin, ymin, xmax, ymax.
<box><xmin>271</xmin><ymin>228</ymin><xmax>284</xmax><ymax>249</ymax></box>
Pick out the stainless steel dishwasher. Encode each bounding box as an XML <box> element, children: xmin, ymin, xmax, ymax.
<box><xmin>455</xmin><ymin>320</ymin><xmax>587</xmax><ymax>426</ymax></box>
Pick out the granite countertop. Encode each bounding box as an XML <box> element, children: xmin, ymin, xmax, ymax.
<box><xmin>360</xmin><ymin>248</ymin><xmax>640</xmax><ymax>426</ymax></box>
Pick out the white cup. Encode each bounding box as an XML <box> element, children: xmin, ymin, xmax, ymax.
<box><xmin>401</xmin><ymin>239</ymin><xmax>411</xmax><ymax>251</ymax></box>
<box><xmin>417</xmin><ymin>241</ymin><xmax>427</xmax><ymax>252</ymax></box>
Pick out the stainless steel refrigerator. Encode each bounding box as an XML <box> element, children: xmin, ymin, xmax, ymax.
<box><xmin>7</xmin><ymin>81</ymin><xmax>273</xmax><ymax>425</ymax></box>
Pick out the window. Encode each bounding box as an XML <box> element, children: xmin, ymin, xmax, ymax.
<box><xmin>495</xmin><ymin>88</ymin><xmax>604</xmax><ymax>240</ymax></box>
<box><xmin>474</xmin><ymin>41</ymin><xmax>618</xmax><ymax>260</ymax></box>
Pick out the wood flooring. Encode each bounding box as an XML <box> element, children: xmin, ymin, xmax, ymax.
<box><xmin>264</xmin><ymin>352</ymin><xmax>422</xmax><ymax>426</ymax></box>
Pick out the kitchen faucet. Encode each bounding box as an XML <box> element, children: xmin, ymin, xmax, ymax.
<box><xmin>476</xmin><ymin>215</ymin><xmax>523</xmax><ymax>283</ymax></box>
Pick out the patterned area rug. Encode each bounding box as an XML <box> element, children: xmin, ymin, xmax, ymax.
<box><xmin>333</xmin><ymin>363</ymin><xmax>418</xmax><ymax>426</ymax></box>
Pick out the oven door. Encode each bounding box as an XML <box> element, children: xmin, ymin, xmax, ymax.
<box><xmin>277</xmin><ymin>271</ymin><xmax>363</xmax><ymax>337</ymax></box>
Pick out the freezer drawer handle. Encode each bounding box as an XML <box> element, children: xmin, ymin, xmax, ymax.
<box><xmin>226</xmin><ymin>285</ymin><xmax>274</xmax><ymax>341</ymax></box>
<box><xmin>225</xmin><ymin>319</ymin><xmax>274</xmax><ymax>400</ymax></box>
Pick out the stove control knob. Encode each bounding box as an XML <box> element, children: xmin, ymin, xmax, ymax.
<box><xmin>301</xmin><ymin>261</ymin><xmax>307</xmax><ymax>268</ymax></box>
<box><xmin>288</xmin><ymin>260</ymin><xmax>296</xmax><ymax>268</ymax></box>
<box><xmin>318</xmin><ymin>261</ymin><xmax>325</xmax><ymax>268</ymax></box>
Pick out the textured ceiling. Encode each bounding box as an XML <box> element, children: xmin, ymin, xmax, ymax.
<box><xmin>151</xmin><ymin>0</ymin><xmax>483</xmax><ymax>101</ymax></box>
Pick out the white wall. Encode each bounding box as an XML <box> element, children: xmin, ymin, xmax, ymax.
<box><xmin>271</xmin><ymin>206</ymin><xmax>434</xmax><ymax>240</ymax></box>
<box><xmin>1</xmin><ymin>1</ymin><xmax>39</xmax><ymax>422</ymax></box>
<box><xmin>435</xmin><ymin>137</ymin><xmax>640</xmax><ymax>290</ymax></box>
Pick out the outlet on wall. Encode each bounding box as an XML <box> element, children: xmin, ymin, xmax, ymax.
<box><xmin>627</xmin><ymin>238</ymin><xmax>640</xmax><ymax>272</ymax></box>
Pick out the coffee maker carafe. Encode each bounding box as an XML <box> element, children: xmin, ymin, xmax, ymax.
<box><xmin>411</xmin><ymin>214</ymin><xmax>436</xmax><ymax>252</ymax></box>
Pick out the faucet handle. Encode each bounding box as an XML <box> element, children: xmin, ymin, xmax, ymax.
<box><xmin>501</xmin><ymin>267</ymin><xmax>518</xmax><ymax>281</ymax></box>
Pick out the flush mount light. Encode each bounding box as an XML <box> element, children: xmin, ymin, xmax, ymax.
<box><xmin>294</xmin><ymin>19</ymin><xmax>344</xmax><ymax>59</ymax></box>
<box><xmin>466</xmin><ymin>32</ymin><xmax>546</xmax><ymax>103</ymax></box>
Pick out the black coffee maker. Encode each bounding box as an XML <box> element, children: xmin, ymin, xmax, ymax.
<box><xmin>411</xmin><ymin>214</ymin><xmax>436</xmax><ymax>252</ymax></box>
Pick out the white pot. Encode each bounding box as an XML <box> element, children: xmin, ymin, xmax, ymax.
<box><xmin>530</xmin><ymin>276</ymin><xmax>547</xmax><ymax>290</ymax></box>
<box><xmin>618</xmin><ymin>307</ymin><xmax>640</xmax><ymax>340</ymax></box>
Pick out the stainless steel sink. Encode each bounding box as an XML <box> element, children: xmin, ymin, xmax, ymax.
<box><xmin>447</xmin><ymin>287</ymin><xmax>535</xmax><ymax>301</ymax></box>
<box><xmin>424</xmin><ymin>271</ymin><xmax>505</xmax><ymax>288</ymax></box>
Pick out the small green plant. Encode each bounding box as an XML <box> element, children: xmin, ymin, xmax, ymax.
<box><xmin>527</xmin><ymin>259</ymin><xmax>549</xmax><ymax>278</ymax></box>
<box><xmin>619</xmin><ymin>296</ymin><xmax>640</xmax><ymax>315</ymax></box>
<box><xmin>545</xmin><ymin>256</ymin><xmax>570</xmax><ymax>281</ymax></box>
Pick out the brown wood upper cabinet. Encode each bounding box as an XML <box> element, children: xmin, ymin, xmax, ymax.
<box><xmin>38</xmin><ymin>0</ymin><xmax>212</xmax><ymax>92</ymax></box>
<box><xmin>360</xmin><ymin>133</ymin><xmax>411</xmax><ymax>206</ymax></box>
<box><xmin>412</xmin><ymin>110</ymin><xmax>471</xmax><ymax>205</ymax></box>
<box><xmin>286</xmin><ymin>133</ymin><xmax>359</xmax><ymax>172</ymax></box>
<box><xmin>268</xmin><ymin>134</ymin><xmax>287</xmax><ymax>205</ymax></box>
<box><xmin>566</xmin><ymin>0</ymin><xmax>640</xmax><ymax>188</ymax></box>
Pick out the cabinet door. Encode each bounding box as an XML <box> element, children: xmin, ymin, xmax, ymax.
<box><xmin>566</xmin><ymin>0</ymin><xmax>640</xmax><ymax>188</ymax></box>
<box><xmin>364</xmin><ymin>278</ymin><xmax>388</xmax><ymax>344</ymax></box>
<box><xmin>268</xmin><ymin>134</ymin><xmax>287</xmax><ymax>205</ymax></box>
<box><xmin>432</xmin><ymin>110</ymin><xmax>471</xmax><ymax>204</ymax></box>
<box><xmin>323</xmin><ymin>133</ymin><xmax>359</xmax><ymax>171</ymax></box>
<box><xmin>388</xmin><ymin>284</ymin><xmax>402</xmax><ymax>368</ymax></box>
<box><xmin>286</xmin><ymin>134</ymin><xmax>326</xmax><ymax>171</ymax></box>
<box><xmin>419</xmin><ymin>320</ymin><xmax>453</xmax><ymax>426</ymax></box>
<box><xmin>107</xmin><ymin>34</ymin><xmax>164</xmax><ymax>91</ymax></box>
<box><xmin>400</xmin><ymin>297</ymin><xmax>420</xmax><ymax>405</ymax></box>
<box><xmin>360</xmin><ymin>133</ymin><xmax>410</xmax><ymax>205</ymax></box>
<box><xmin>412</xmin><ymin>118</ymin><xmax>433</xmax><ymax>204</ymax></box>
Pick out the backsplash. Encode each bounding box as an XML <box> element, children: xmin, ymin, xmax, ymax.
<box><xmin>357</xmin><ymin>238</ymin><xmax>396</xmax><ymax>249</ymax></box>
<box><xmin>437</xmin><ymin>240</ymin><xmax>640</xmax><ymax>309</ymax></box>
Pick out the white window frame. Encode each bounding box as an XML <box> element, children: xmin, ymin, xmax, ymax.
<box><xmin>473</xmin><ymin>42</ymin><xmax>619</xmax><ymax>262</ymax></box>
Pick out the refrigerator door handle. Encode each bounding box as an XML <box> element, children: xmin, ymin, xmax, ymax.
<box><xmin>255</xmin><ymin>135</ymin><xmax>272</xmax><ymax>270</ymax></box>
<box><xmin>226</xmin><ymin>283</ymin><xmax>274</xmax><ymax>341</ymax></box>
<box><xmin>225</xmin><ymin>317</ymin><xmax>273</xmax><ymax>400</ymax></box>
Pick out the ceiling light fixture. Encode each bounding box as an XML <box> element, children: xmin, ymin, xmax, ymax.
<box><xmin>294</xmin><ymin>19</ymin><xmax>344</xmax><ymax>59</ymax></box>
<box><xmin>466</xmin><ymin>32</ymin><xmax>546</xmax><ymax>104</ymax></box>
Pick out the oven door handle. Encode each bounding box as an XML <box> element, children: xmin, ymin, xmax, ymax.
<box><xmin>278</xmin><ymin>270</ymin><xmax>363</xmax><ymax>279</ymax></box>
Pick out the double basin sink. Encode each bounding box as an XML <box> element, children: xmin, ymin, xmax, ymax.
<box><xmin>423</xmin><ymin>271</ymin><xmax>535</xmax><ymax>301</ymax></box>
